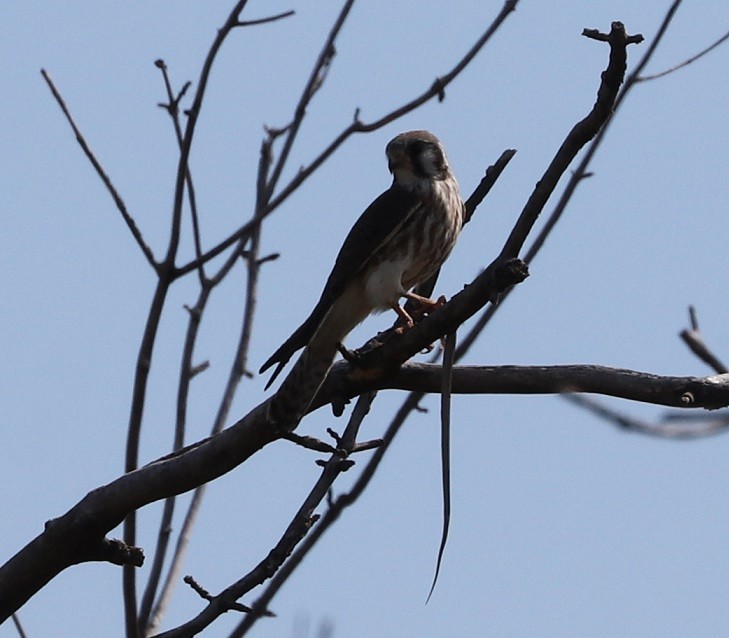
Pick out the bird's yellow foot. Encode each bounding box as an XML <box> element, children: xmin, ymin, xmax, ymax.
<box><xmin>390</xmin><ymin>302</ymin><xmax>415</xmax><ymax>333</ymax></box>
<box><xmin>404</xmin><ymin>292</ymin><xmax>447</xmax><ymax>320</ymax></box>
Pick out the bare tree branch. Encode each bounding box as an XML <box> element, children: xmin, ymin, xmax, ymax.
<box><xmin>145</xmin><ymin>108</ymin><xmax>279</xmax><ymax>636</ymax></box>
<box><xmin>320</xmin><ymin>363</ymin><xmax>729</xmax><ymax>411</ymax></box>
<box><xmin>39</xmin><ymin>69</ymin><xmax>157</xmax><ymax>269</ymax></box>
<box><xmin>155</xmin><ymin>59</ymin><xmax>206</xmax><ymax>283</ymax></box>
<box><xmin>122</xmin><ymin>4</ymin><xmax>253</xmax><ymax>633</ymax></box>
<box><xmin>234</xmin><ymin>10</ymin><xmax>295</xmax><ymax>28</ymax></box>
<box><xmin>174</xmin><ymin>0</ymin><xmax>520</xmax><ymax>278</ymax></box>
<box><xmin>447</xmin><ymin>1</ymin><xmax>686</xmax><ymax>373</ymax></box>
<box><xmin>680</xmin><ymin>305</ymin><xmax>728</xmax><ymax>374</ymax></box>
<box><xmin>155</xmin><ymin>393</ymin><xmax>376</xmax><ymax>638</ymax></box>
<box><xmin>637</xmin><ymin>28</ymin><xmax>729</xmax><ymax>81</ymax></box>
<box><xmin>6</xmin><ymin>3</ymin><xmax>710</xmax><ymax>633</ymax></box>
<box><xmin>262</xmin><ymin>0</ymin><xmax>520</xmax><ymax>217</ymax></box>
<box><xmin>564</xmin><ymin>394</ymin><xmax>729</xmax><ymax>439</ymax></box>
<box><xmin>3</xmin><ymin>355</ymin><xmax>726</xmax><ymax>623</ymax></box>
<box><xmin>11</xmin><ymin>613</ymin><xmax>27</xmax><ymax>638</ymax></box>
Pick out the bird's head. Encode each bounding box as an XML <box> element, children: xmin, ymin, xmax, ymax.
<box><xmin>386</xmin><ymin>130</ymin><xmax>451</xmax><ymax>191</ymax></box>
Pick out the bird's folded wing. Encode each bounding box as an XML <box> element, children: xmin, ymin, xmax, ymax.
<box><xmin>259</xmin><ymin>185</ymin><xmax>422</xmax><ymax>387</ymax></box>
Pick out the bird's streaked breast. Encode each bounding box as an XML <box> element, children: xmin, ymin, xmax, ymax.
<box><xmin>361</xmin><ymin>175</ymin><xmax>463</xmax><ymax>309</ymax></box>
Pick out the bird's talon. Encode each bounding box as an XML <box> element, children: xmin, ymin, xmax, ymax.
<box><xmin>394</xmin><ymin>319</ymin><xmax>414</xmax><ymax>334</ymax></box>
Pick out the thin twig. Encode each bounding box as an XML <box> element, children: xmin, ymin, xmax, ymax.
<box><xmin>39</xmin><ymin>69</ymin><xmax>157</xmax><ymax>269</ymax></box>
<box><xmin>453</xmin><ymin>2</ymin><xmax>685</xmax><ymax>360</ymax></box>
<box><xmin>153</xmin><ymin>393</ymin><xmax>377</xmax><ymax>637</ymax></box>
<box><xmin>281</xmin><ymin>432</ymin><xmax>339</xmax><ymax>454</ymax></box>
<box><xmin>680</xmin><ymin>305</ymin><xmax>728</xmax><ymax>374</ymax></box>
<box><xmin>146</xmin><ymin>123</ymin><xmax>273</xmax><ymax>635</ymax></box>
<box><xmin>263</xmin><ymin>0</ymin><xmax>356</xmax><ymax>203</ymax></box>
<box><xmin>182</xmin><ymin>576</ymin><xmax>264</xmax><ymax>614</ymax></box>
<box><xmin>137</xmin><ymin>283</ymin><xmax>211</xmax><ymax>631</ymax></box>
<box><xmin>235</xmin><ymin>9</ymin><xmax>295</xmax><ymax>27</ymax></box>
<box><xmin>263</xmin><ymin>0</ymin><xmax>519</xmax><ymax>216</ymax></box>
<box><xmin>11</xmin><ymin>613</ymin><xmax>27</xmax><ymax>638</ymax></box>
<box><xmin>145</xmin><ymin>235</ymin><xmax>251</xmax><ymax>634</ymax></box>
<box><xmin>226</xmin><ymin>393</ymin><xmax>378</xmax><ymax>638</ymax></box>
<box><xmin>565</xmin><ymin>393</ymin><xmax>729</xmax><ymax>439</ymax></box>
<box><xmin>637</xmin><ymin>28</ymin><xmax>729</xmax><ymax>81</ymax></box>
<box><xmin>123</xmin><ymin>3</ymin><xmax>253</xmax><ymax>635</ymax></box>
<box><xmin>498</xmin><ymin>22</ymin><xmax>643</xmax><ymax>262</ymax></box>
<box><xmin>175</xmin><ymin>0</ymin><xmax>519</xmax><ymax>278</ymax></box>
<box><xmin>155</xmin><ymin>59</ymin><xmax>206</xmax><ymax>284</ymax></box>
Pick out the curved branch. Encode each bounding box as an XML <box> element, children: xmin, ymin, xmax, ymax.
<box><xmin>0</xmin><ymin>401</ymin><xmax>272</xmax><ymax>622</ymax></box>
<box><xmin>565</xmin><ymin>394</ymin><xmax>729</xmax><ymax>439</ymax></box>
<box><xmin>318</xmin><ymin>363</ymin><xmax>729</xmax><ymax>411</ymax></box>
<box><xmin>3</xmin><ymin>357</ymin><xmax>726</xmax><ymax>621</ymax></box>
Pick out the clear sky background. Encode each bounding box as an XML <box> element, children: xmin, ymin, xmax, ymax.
<box><xmin>2</xmin><ymin>2</ymin><xmax>729</xmax><ymax>637</ymax></box>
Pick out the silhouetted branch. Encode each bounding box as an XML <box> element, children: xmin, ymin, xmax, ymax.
<box><xmin>40</xmin><ymin>69</ymin><xmax>157</xmax><ymax>269</ymax></box>
<box><xmin>637</xmin><ymin>28</ymin><xmax>729</xmax><ymax>81</ymax></box>
<box><xmin>325</xmin><ymin>363</ymin><xmax>729</xmax><ymax>410</ymax></box>
<box><xmin>175</xmin><ymin>0</ymin><xmax>520</xmax><ymax>277</ymax></box>
<box><xmin>122</xmin><ymin>4</ymin><xmax>252</xmax><ymax>632</ymax></box>
<box><xmin>234</xmin><ymin>9</ymin><xmax>295</xmax><ymax>27</ymax></box>
<box><xmin>565</xmin><ymin>394</ymin><xmax>729</xmax><ymax>439</ymax></box>
<box><xmin>155</xmin><ymin>59</ymin><xmax>205</xmax><ymax>283</ymax></box>
<box><xmin>155</xmin><ymin>393</ymin><xmax>376</xmax><ymax>638</ymax></box>
<box><xmin>680</xmin><ymin>305</ymin><xmax>728</xmax><ymax>374</ymax></box>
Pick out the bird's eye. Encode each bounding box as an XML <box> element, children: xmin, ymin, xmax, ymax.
<box><xmin>408</xmin><ymin>140</ymin><xmax>427</xmax><ymax>156</ymax></box>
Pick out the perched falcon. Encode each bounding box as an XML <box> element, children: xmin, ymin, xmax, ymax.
<box><xmin>262</xmin><ymin>130</ymin><xmax>464</xmax><ymax>427</ymax></box>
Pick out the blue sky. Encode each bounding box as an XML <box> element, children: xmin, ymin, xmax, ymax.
<box><xmin>2</xmin><ymin>2</ymin><xmax>729</xmax><ymax>636</ymax></box>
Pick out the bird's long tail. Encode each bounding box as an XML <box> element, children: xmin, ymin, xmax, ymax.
<box><xmin>267</xmin><ymin>337</ymin><xmax>338</xmax><ymax>430</ymax></box>
<box><xmin>267</xmin><ymin>292</ymin><xmax>368</xmax><ymax>431</ymax></box>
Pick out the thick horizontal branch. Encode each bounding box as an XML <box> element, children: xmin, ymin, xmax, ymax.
<box><xmin>5</xmin><ymin>360</ymin><xmax>726</xmax><ymax>619</ymax></box>
<box><xmin>316</xmin><ymin>363</ymin><xmax>729</xmax><ymax>411</ymax></box>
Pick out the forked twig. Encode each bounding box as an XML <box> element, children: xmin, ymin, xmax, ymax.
<box><xmin>680</xmin><ymin>305</ymin><xmax>728</xmax><ymax>374</ymax></box>
<box><xmin>235</xmin><ymin>10</ymin><xmax>295</xmax><ymax>27</ymax></box>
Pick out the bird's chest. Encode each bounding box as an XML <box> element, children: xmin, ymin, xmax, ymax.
<box><xmin>362</xmin><ymin>193</ymin><xmax>461</xmax><ymax>309</ymax></box>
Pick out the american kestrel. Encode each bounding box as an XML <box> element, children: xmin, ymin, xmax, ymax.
<box><xmin>262</xmin><ymin>130</ymin><xmax>464</xmax><ymax>427</ymax></box>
